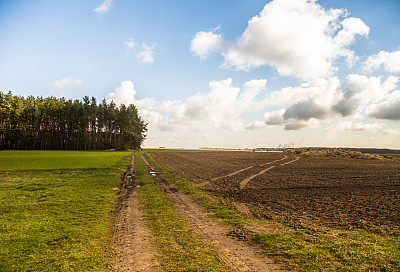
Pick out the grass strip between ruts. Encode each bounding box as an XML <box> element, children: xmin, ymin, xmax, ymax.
<box><xmin>134</xmin><ymin>152</ymin><xmax>232</xmax><ymax>271</ymax></box>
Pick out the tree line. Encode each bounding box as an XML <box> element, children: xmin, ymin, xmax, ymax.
<box><xmin>0</xmin><ymin>91</ymin><xmax>147</xmax><ymax>150</ymax></box>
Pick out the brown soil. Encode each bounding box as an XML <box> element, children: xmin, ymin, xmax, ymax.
<box><xmin>149</xmin><ymin>150</ymin><xmax>400</xmax><ymax>231</ymax></box>
<box><xmin>239</xmin><ymin>156</ymin><xmax>299</xmax><ymax>190</ymax></box>
<box><xmin>113</xmin><ymin>155</ymin><xmax>163</xmax><ymax>272</ymax></box>
<box><xmin>142</xmin><ymin>155</ymin><xmax>287</xmax><ymax>272</ymax></box>
<box><xmin>150</xmin><ymin>151</ymin><xmax>284</xmax><ymax>184</ymax></box>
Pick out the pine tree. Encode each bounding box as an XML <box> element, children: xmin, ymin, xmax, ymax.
<box><xmin>0</xmin><ymin>91</ymin><xmax>147</xmax><ymax>150</ymax></box>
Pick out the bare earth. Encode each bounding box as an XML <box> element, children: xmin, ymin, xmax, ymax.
<box><xmin>141</xmin><ymin>154</ymin><xmax>286</xmax><ymax>272</ymax></box>
<box><xmin>149</xmin><ymin>150</ymin><xmax>400</xmax><ymax>231</ymax></box>
<box><xmin>113</xmin><ymin>155</ymin><xmax>163</xmax><ymax>272</ymax></box>
<box><xmin>113</xmin><ymin>154</ymin><xmax>287</xmax><ymax>271</ymax></box>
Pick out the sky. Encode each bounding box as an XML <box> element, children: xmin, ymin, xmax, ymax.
<box><xmin>1</xmin><ymin>0</ymin><xmax>400</xmax><ymax>149</ymax></box>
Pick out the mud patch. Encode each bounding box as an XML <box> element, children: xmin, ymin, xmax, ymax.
<box><xmin>113</xmin><ymin>155</ymin><xmax>163</xmax><ymax>271</ymax></box>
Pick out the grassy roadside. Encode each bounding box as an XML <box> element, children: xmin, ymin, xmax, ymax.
<box><xmin>250</xmin><ymin>226</ymin><xmax>399</xmax><ymax>271</ymax></box>
<box><xmin>144</xmin><ymin>151</ymin><xmax>400</xmax><ymax>272</ymax></box>
<box><xmin>134</xmin><ymin>152</ymin><xmax>232</xmax><ymax>271</ymax></box>
<box><xmin>0</xmin><ymin>151</ymin><xmax>131</xmax><ymax>271</ymax></box>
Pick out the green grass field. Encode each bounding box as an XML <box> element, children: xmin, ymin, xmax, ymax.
<box><xmin>0</xmin><ymin>151</ymin><xmax>131</xmax><ymax>271</ymax></box>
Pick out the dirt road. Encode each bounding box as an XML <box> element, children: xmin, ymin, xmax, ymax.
<box><xmin>142</xmin><ymin>155</ymin><xmax>286</xmax><ymax>272</ymax></box>
<box><xmin>113</xmin><ymin>155</ymin><xmax>162</xmax><ymax>271</ymax></box>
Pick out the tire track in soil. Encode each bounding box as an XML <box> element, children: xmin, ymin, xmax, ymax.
<box><xmin>142</xmin><ymin>155</ymin><xmax>286</xmax><ymax>272</ymax></box>
<box><xmin>239</xmin><ymin>156</ymin><xmax>300</xmax><ymax>190</ymax></box>
<box><xmin>199</xmin><ymin>155</ymin><xmax>288</xmax><ymax>187</ymax></box>
<box><xmin>113</xmin><ymin>155</ymin><xmax>163</xmax><ymax>272</ymax></box>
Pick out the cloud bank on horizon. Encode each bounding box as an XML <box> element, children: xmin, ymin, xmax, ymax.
<box><xmin>104</xmin><ymin>0</ymin><xmax>400</xmax><ymax>148</ymax></box>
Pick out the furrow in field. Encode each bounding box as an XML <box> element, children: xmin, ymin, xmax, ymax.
<box><xmin>239</xmin><ymin>156</ymin><xmax>300</xmax><ymax>190</ymax></box>
<box><xmin>142</xmin><ymin>156</ymin><xmax>286</xmax><ymax>272</ymax></box>
<box><xmin>199</xmin><ymin>154</ymin><xmax>288</xmax><ymax>187</ymax></box>
<box><xmin>239</xmin><ymin>166</ymin><xmax>276</xmax><ymax>189</ymax></box>
<box><xmin>149</xmin><ymin>151</ymin><xmax>284</xmax><ymax>184</ymax></box>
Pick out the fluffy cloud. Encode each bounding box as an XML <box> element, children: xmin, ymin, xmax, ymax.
<box><xmin>382</xmin><ymin>128</ymin><xmax>400</xmax><ymax>135</ymax></box>
<box><xmin>245</xmin><ymin>120</ymin><xmax>267</xmax><ymax>130</ymax></box>
<box><xmin>106</xmin><ymin>81</ymin><xmax>160</xmax><ymax>124</ymax></box>
<box><xmin>261</xmin><ymin>109</ymin><xmax>322</xmax><ymax>130</ymax></box>
<box><xmin>107</xmin><ymin>74</ymin><xmax>398</xmax><ymax>134</ymax></box>
<box><xmin>247</xmin><ymin>74</ymin><xmax>398</xmax><ymax>130</ymax></box>
<box><xmin>192</xmin><ymin>0</ymin><xmax>369</xmax><ymax>80</ymax></box>
<box><xmin>106</xmin><ymin>80</ymin><xmax>137</xmax><ymax>106</ymax></box>
<box><xmin>155</xmin><ymin>78</ymin><xmax>266</xmax><ymax>131</ymax></box>
<box><xmin>106</xmin><ymin>78</ymin><xmax>267</xmax><ymax>131</ymax></box>
<box><xmin>325</xmin><ymin>121</ymin><xmax>384</xmax><ymax>132</ymax></box>
<box><xmin>190</xmin><ymin>28</ymin><xmax>223</xmax><ymax>59</ymax></box>
<box><xmin>283</xmin><ymin>100</ymin><xmax>331</xmax><ymax>121</ymax></box>
<box><xmin>363</xmin><ymin>50</ymin><xmax>400</xmax><ymax>73</ymax></box>
<box><xmin>47</xmin><ymin>77</ymin><xmax>82</xmax><ymax>89</ymax></box>
<box><xmin>123</xmin><ymin>38</ymin><xmax>135</xmax><ymax>49</ymax></box>
<box><xmin>368</xmin><ymin>99</ymin><xmax>400</xmax><ymax>121</ymax></box>
<box><xmin>263</xmin><ymin>110</ymin><xmax>286</xmax><ymax>125</ymax></box>
<box><xmin>136</xmin><ymin>43</ymin><xmax>155</xmax><ymax>63</ymax></box>
<box><xmin>264</xmin><ymin>77</ymin><xmax>340</xmax><ymax>108</ymax></box>
<box><xmin>94</xmin><ymin>0</ymin><xmax>112</xmax><ymax>15</ymax></box>
<box><xmin>333</xmin><ymin>74</ymin><xmax>398</xmax><ymax>117</ymax></box>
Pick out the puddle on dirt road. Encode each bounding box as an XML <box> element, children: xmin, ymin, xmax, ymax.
<box><xmin>124</xmin><ymin>184</ymin><xmax>140</xmax><ymax>189</ymax></box>
<box><xmin>149</xmin><ymin>171</ymin><xmax>157</xmax><ymax>177</ymax></box>
<box><xmin>124</xmin><ymin>172</ymin><xmax>140</xmax><ymax>189</ymax></box>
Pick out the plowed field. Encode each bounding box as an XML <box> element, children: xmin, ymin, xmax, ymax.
<box><xmin>149</xmin><ymin>150</ymin><xmax>400</xmax><ymax>231</ymax></box>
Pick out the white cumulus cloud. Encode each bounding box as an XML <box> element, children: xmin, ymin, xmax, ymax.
<box><xmin>94</xmin><ymin>0</ymin><xmax>112</xmax><ymax>15</ymax></box>
<box><xmin>190</xmin><ymin>28</ymin><xmax>223</xmax><ymax>59</ymax></box>
<box><xmin>106</xmin><ymin>74</ymin><xmax>398</xmax><ymax>135</ymax></box>
<box><xmin>123</xmin><ymin>38</ymin><xmax>136</xmax><ymax>49</ymax></box>
<box><xmin>192</xmin><ymin>0</ymin><xmax>369</xmax><ymax>81</ymax></box>
<box><xmin>363</xmin><ymin>50</ymin><xmax>400</xmax><ymax>73</ymax></box>
<box><xmin>325</xmin><ymin>121</ymin><xmax>384</xmax><ymax>132</ymax></box>
<box><xmin>47</xmin><ymin>77</ymin><xmax>82</xmax><ymax>89</ymax></box>
<box><xmin>382</xmin><ymin>128</ymin><xmax>400</xmax><ymax>135</ymax></box>
<box><xmin>106</xmin><ymin>81</ymin><xmax>159</xmax><ymax>123</ymax></box>
<box><xmin>368</xmin><ymin>98</ymin><xmax>400</xmax><ymax>121</ymax></box>
<box><xmin>106</xmin><ymin>80</ymin><xmax>137</xmax><ymax>106</ymax></box>
<box><xmin>136</xmin><ymin>43</ymin><xmax>155</xmax><ymax>63</ymax></box>
<box><xmin>106</xmin><ymin>78</ymin><xmax>267</xmax><ymax>131</ymax></box>
<box><xmin>333</xmin><ymin>74</ymin><xmax>398</xmax><ymax>117</ymax></box>
<box><xmin>246</xmin><ymin>74</ymin><xmax>398</xmax><ymax>130</ymax></box>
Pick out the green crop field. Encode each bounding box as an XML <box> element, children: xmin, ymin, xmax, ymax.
<box><xmin>0</xmin><ymin>151</ymin><xmax>131</xmax><ymax>271</ymax></box>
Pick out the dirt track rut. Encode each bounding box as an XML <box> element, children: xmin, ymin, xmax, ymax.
<box><xmin>200</xmin><ymin>155</ymin><xmax>290</xmax><ymax>187</ymax></box>
<box><xmin>113</xmin><ymin>155</ymin><xmax>162</xmax><ymax>272</ymax></box>
<box><xmin>240</xmin><ymin>156</ymin><xmax>300</xmax><ymax>189</ymax></box>
<box><xmin>142</xmin><ymin>155</ymin><xmax>286</xmax><ymax>272</ymax></box>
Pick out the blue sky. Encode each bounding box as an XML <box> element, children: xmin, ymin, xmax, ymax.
<box><xmin>1</xmin><ymin>0</ymin><xmax>400</xmax><ymax>149</ymax></box>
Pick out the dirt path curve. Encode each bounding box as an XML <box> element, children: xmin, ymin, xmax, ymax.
<box><xmin>280</xmin><ymin>156</ymin><xmax>300</xmax><ymax>166</ymax></box>
<box><xmin>113</xmin><ymin>155</ymin><xmax>162</xmax><ymax>272</ymax></box>
<box><xmin>259</xmin><ymin>154</ymin><xmax>288</xmax><ymax>167</ymax></box>
<box><xmin>239</xmin><ymin>156</ymin><xmax>300</xmax><ymax>190</ymax></box>
<box><xmin>199</xmin><ymin>155</ymin><xmax>288</xmax><ymax>187</ymax></box>
<box><xmin>143</xmin><ymin>155</ymin><xmax>286</xmax><ymax>272</ymax></box>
